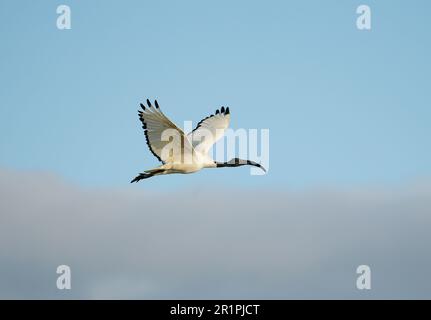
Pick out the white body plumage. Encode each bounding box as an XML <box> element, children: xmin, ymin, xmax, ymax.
<box><xmin>131</xmin><ymin>99</ymin><xmax>265</xmax><ymax>182</ymax></box>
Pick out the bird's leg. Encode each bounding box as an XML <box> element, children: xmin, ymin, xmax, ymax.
<box><xmin>130</xmin><ymin>168</ymin><xmax>165</xmax><ymax>183</ymax></box>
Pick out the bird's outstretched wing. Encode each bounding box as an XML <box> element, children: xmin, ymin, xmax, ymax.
<box><xmin>138</xmin><ymin>99</ymin><xmax>194</xmax><ymax>164</ymax></box>
<box><xmin>187</xmin><ymin>107</ymin><xmax>231</xmax><ymax>155</ymax></box>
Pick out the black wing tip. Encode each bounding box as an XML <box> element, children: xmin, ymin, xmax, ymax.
<box><xmin>217</xmin><ymin>106</ymin><xmax>229</xmax><ymax>115</ymax></box>
<box><xmin>138</xmin><ymin>109</ymin><xmax>145</xmax><ymax>126</ymax></box>
<box><xmin>143</xmin><ymin>98</ymin><xmax>159</xmax><ymax>109</ymax></box>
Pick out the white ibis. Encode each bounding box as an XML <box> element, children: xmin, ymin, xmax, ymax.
<box><xmin>131</xmin><ymin>99</ymin><xmax>266</xmax><ymax>183</ymax></box>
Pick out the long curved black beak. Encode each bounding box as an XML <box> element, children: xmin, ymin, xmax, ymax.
<box><xmin>246</xmin><ymin>160</ymin><xmax>267</xmax><ymax>173</ymax></box>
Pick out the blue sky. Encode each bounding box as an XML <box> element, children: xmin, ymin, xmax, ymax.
<box><xmin>1</xmin><ymin>1</ymin><xmax>431</xmax><ymax>300</ymax></box>
<box><xmin>1</xmin><ymin>0</ymin><xmax>430</xmax><ymax>189</ymax></box>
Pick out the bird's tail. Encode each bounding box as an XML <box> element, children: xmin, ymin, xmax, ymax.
<box><xmin>130</xmin><ymin>168</ymin><xmax>165</xmax><ymax>183</ymax></box>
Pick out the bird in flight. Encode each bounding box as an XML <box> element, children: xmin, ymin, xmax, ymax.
<box><xmin>131</xmin><ymin>99</ymin><xmax>266</xmax><ymax>183</ymax></box>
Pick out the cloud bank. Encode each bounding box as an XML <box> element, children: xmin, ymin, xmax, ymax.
<box><xmin>0</xmin><ymin>168</ymin><xmax>430</xmax><ymax>299</ymax></box>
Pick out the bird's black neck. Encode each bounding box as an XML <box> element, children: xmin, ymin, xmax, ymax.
<box><xmin>216</xmin><ymin>158</ymin><xmax>248</xmax><ymax>168</ymax></box>
<box><xmin>215</xmin><ymin>158</ymin><xmax>266</xmax><ymax>173</ymax></box>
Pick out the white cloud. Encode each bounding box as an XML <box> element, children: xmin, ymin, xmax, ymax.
<box><xmin>0</xmin><ymin>168</ymin><xmax>430</xmax><ymax>299</ymax></box>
